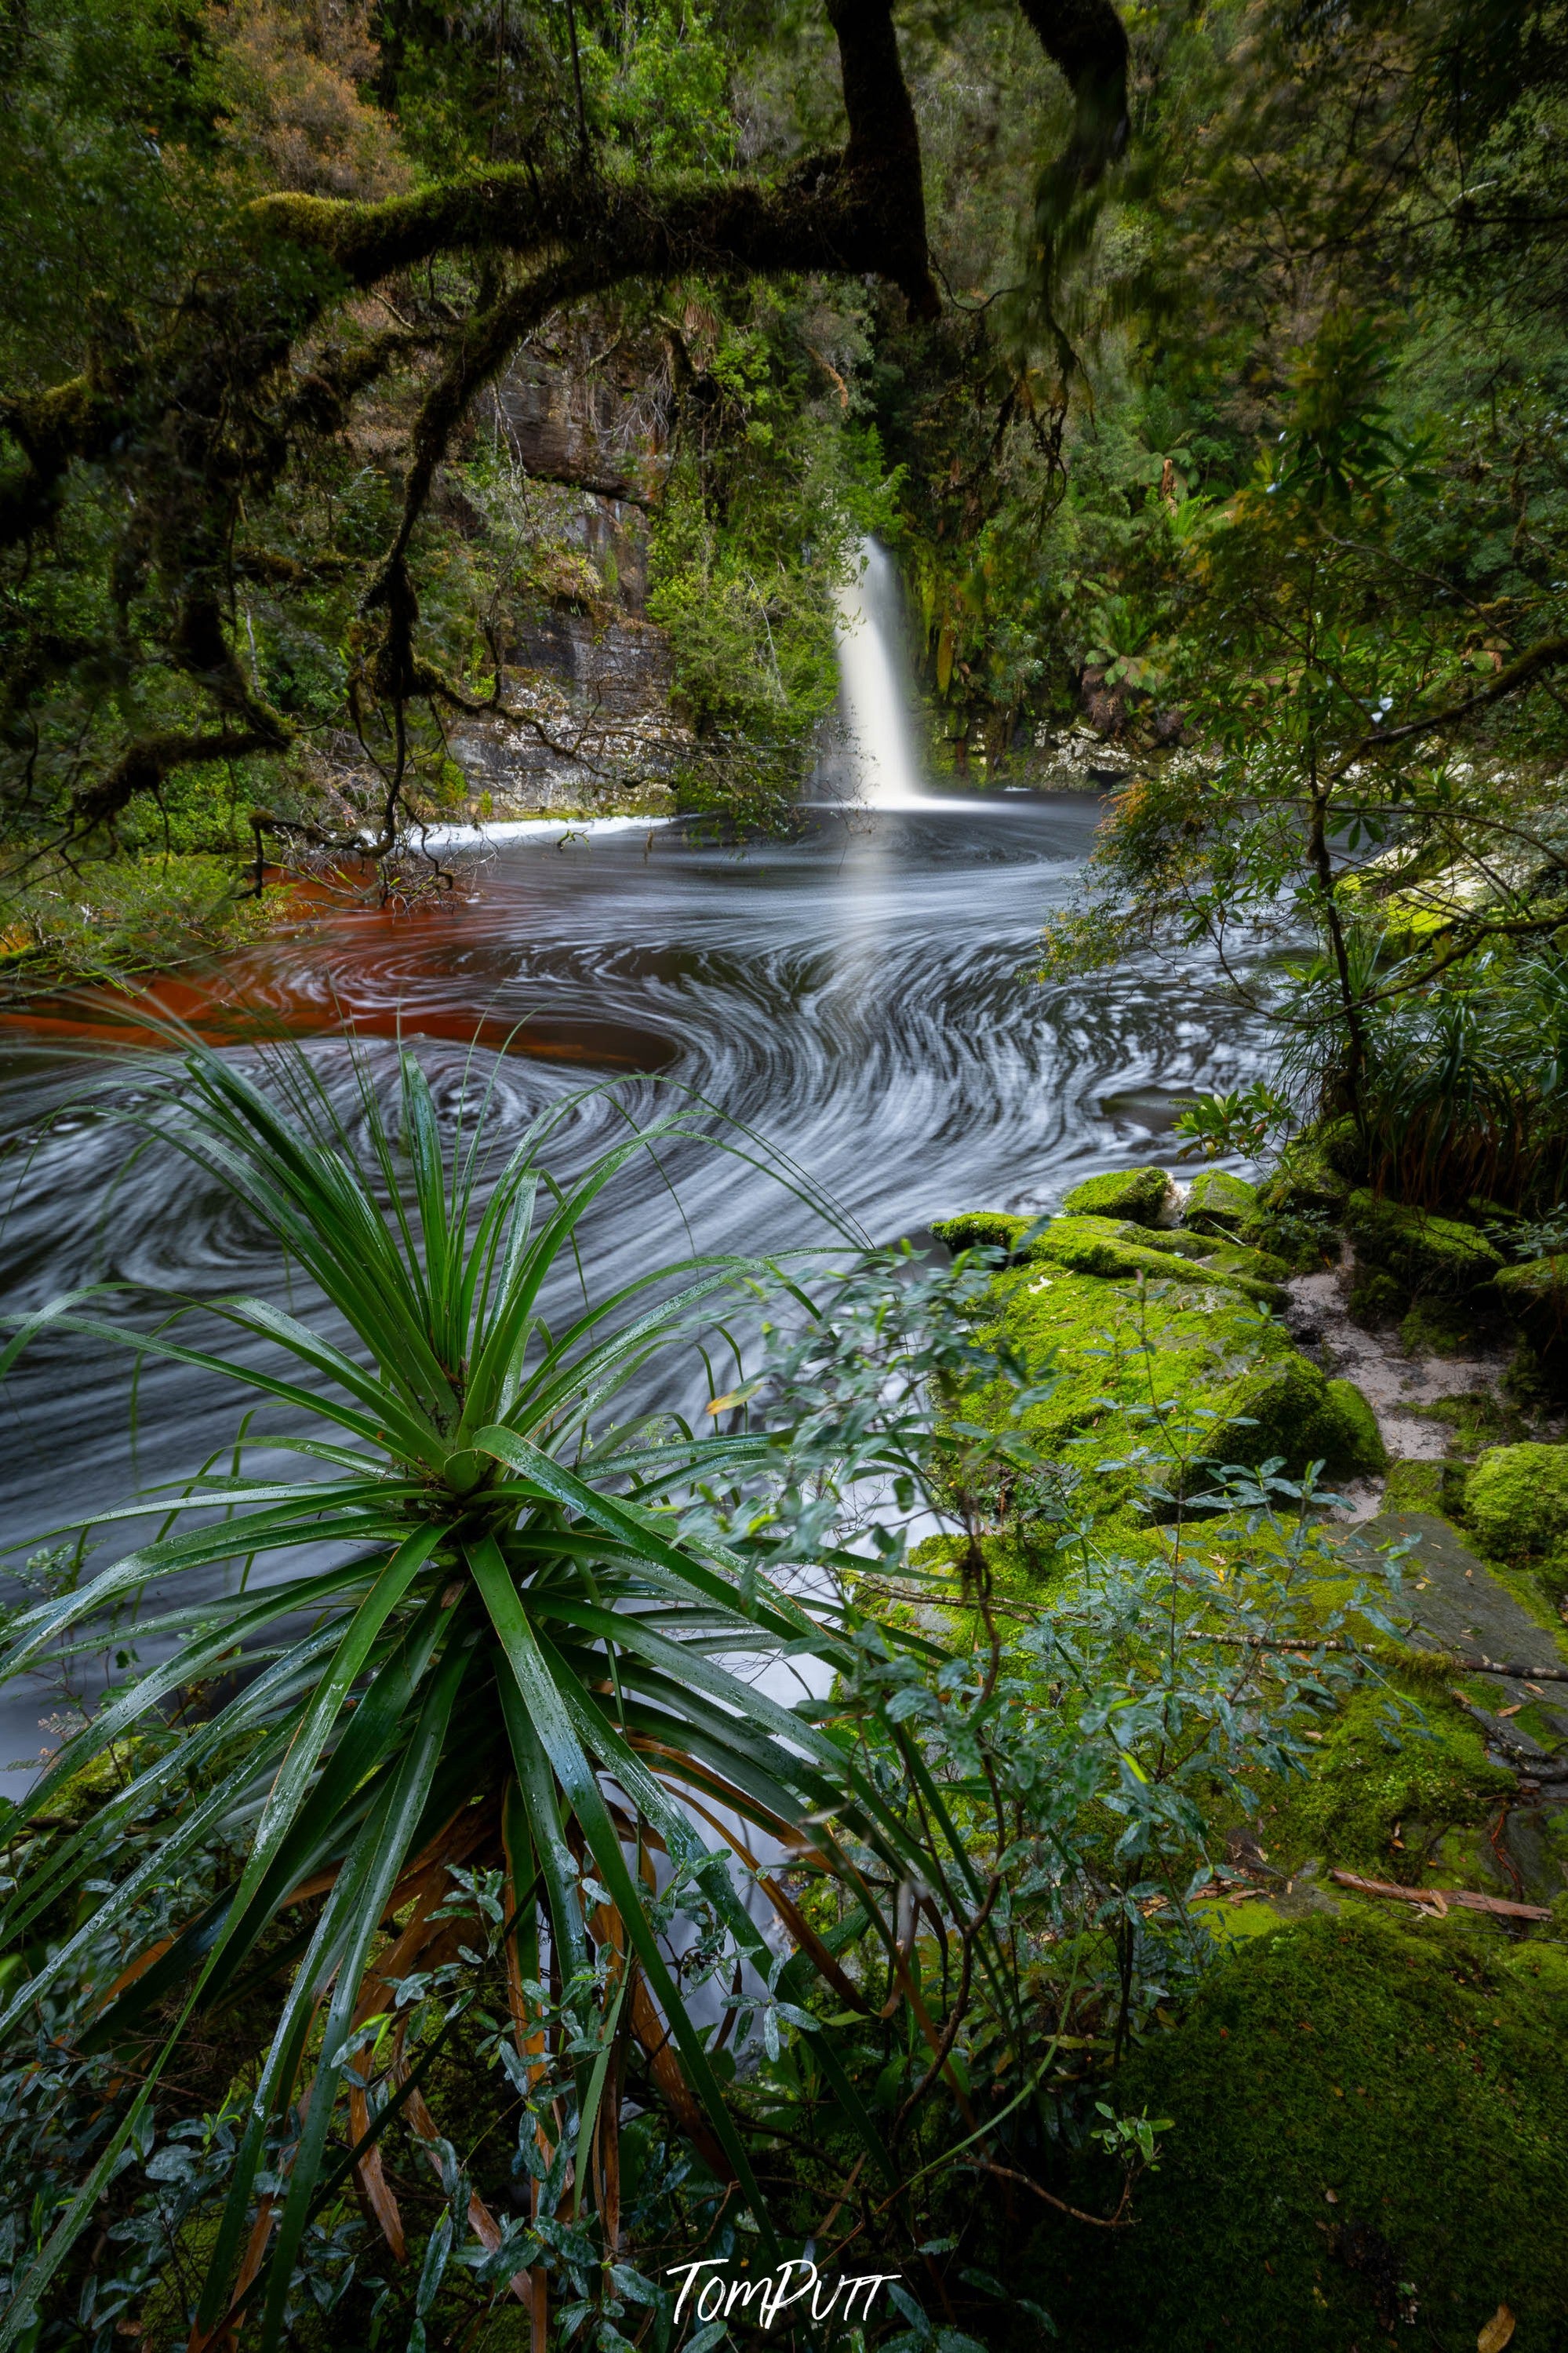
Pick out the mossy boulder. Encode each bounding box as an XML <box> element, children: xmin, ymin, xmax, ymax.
<box><xmin>1399</xmin><ymin>1296</ymin><xmax>1489</xmax><ymax>1357</ymax></box>
<box><xmin>1274</xmin><ymin>1686</ymin><xmax>1513</xmax><ymax>1878</ymax></box>
<box><xmin>1246</xmin><ymin>1151</ymin><xmax>1347</xmax><ymax>1272</ymax></box>
<box><xmin>1208</xmin><ymin>1354</ymin><xmax>1386</xmax><ymax>1479</ymax></box>
<box><xmin>1256</xmin><ymin>1151</ymin><xmax>1349</xmax><ymax>1222</ymax></box>
<box><xmin>1184</xmin><ymin>1166</ymin><xmax>1259</xmax><ymax>1235</ymax></box>
<box><xmin>1031</xmin><ymin>1913</ymin><xmax>1568</xmax><ymax>2351</ymax></box>
<box><xmin>930</xmin><ymin>1210</ymin><xmax>1031</xmax><ymax>1257</ymax></box>
<box><xmin>1383</xmin><ymin>1457</ymin><xmax>1468</xmax><ymax>1517</ymax></box>
<box><xmin>1344</xmin><ymin>1192</ymin><xmax>1503</xmax><ymax>1299</ymax></box>
<box><xmin>1496</xmin><ymin>1255</ymin><xmax>1568</xmax><ymax>1355</ymax></box>
<box><xmin>1059</xmin><ymin>1164</ymin><xmax>1174</xmax><ymax>1225</ymax></box>
<box><xmin>1026</xmin><ymin>1216</ymin><xmax>1286</xmax><ymax>1306</ymax></box>
<box><xmin>1465</xmin><ymin>1441</ymin><xmax>1568</xmax><ymax>1565</ymax></box>
<box><xmin>970</xmin><ymin>1257</ymin><xmax>1382</xmax><ymax>1525</ymax></box>
<box><xmin>1347</xmin><ymin>1263</ymin><xmax>1408</xmax><ymax>1326</ymax></box>
<box><xmin>1315</xmin><ymin>1113</ymin><xmax>1372</xmax><ymax>1181</ymax></box>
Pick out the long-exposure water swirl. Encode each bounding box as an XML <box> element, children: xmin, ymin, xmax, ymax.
<box><xmin>0</xmin><ymin>798</ymin><xmax>1269</xmax><ymax>1778</ymax></box>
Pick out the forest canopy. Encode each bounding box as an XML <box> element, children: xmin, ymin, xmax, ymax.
<box><xmin>4</xmin><ymin>0</ymin><xmax>1568</xmax><ymax>916</ymax></box>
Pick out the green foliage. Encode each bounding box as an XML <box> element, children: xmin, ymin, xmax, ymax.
<box><xmin>0</xmin><ymin>1041</ymin><xmax>924</xmax><ymax>2348</ymax></box>
<box><xmin>0</xmin><ymin>0</ymin><xmax>231</xmax><ymax>381</ymax></box>
<box><xmin>1</xmin><ymin>852</ymin><xmax>275</xmax><ymax>982</ymax></box>
<box><xmin>1039</xmin><ymin>296</ymin><xmax>1568</xmax><ymax>1210</ymax></box>
<box><xmin>646</xmin><ymin>291</ymin><xmax>893</xmax><ymax>830</ymax></box>
<box><xmin>1174</xmin><ymin>1084</ymin><xmax>1293</xmax><ymax>1164</ymax></box>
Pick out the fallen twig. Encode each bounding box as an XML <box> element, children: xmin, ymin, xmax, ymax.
<box><xmin>963</xmin><ymin>2160</ymin><xmax>1134</xmax><ymax>2228</ymax></box>
<box><xmin>1446</xmin><ymin>1690</ymin><xmax>1568</xmax><ymax>1781</ymax></box>
<box><xmin>1439</xmin><ymin>1651</ymin><xmax>1568</xmax><ymax>1685</ymax></box>
<box><xmin>1212</xmin><ymin>1632</ymin><xmax>1568</xmax><ymax>1683</ymax></box>
<box><xmin>1329</xmin><ymin>1870</ymin><xmax>1551</xmax><ymax>1921</ymax></box>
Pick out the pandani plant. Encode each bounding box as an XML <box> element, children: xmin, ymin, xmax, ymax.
<box><xmin>0</xmin><ymin>1036</ymin><xmax>938</xmax><ymax>2351</ymax></box>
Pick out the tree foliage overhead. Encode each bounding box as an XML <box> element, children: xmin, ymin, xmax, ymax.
<box><xmin>0</xmin><ymin>0</ymin><xmax>1129</xmax><ymax>869</ymax></box>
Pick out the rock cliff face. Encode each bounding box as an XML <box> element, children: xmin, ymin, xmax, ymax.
<box><xmin>449</xmin><ymin>331</ymin><xmax>687</xmax><ymax>818</ymax></box>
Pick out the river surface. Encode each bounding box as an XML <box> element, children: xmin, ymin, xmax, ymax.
<box><xmin>0</xmin><ymin>798</ymin><xmax>1267</xmax><ymax>1777</ymax></box>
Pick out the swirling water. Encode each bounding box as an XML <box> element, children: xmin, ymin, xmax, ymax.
<box><xmin>0</xmin><ymin>800</ymin><xmax>1268</xmax><ymax>1777</ymax></box>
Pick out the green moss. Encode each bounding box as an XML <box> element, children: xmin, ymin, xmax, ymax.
<box><xmin>1315</xmin><ymin>1113</ymin><xmax>1373</xmax><ymax>1181</ymax></box>
<box><xmin>1035</xmin><ymin>1914</ymin><xmax>1568</xmax><ymax>2351</ymax></box>
<box><xmin>1381</xmin><ymin>1458</ymin><xmax>1468</xmax><ymax>1516</ymax></box>
<box><xmin>1412</xmin><ymin>1390</ymin><xmax>1523</xmax><ymax>1458</ymax></box>
<box><xmin>1256</xmin><ymin>1151</ymin><xmax>1350</xmax><ymax>1222</ymax></box>
<box><xmin>1184</xmin><ymin>1167</ymin><xmax>1259</xmax><ymax>1235</ymax></box>
<box><xmin>1207</xmin><ymin>1353</ymin><xmax>1385</xmax><ymax>1478</ymax></box>
<box><xmin>1399</xmin><ymin>1296</ymin><xmax>1490</xmax><ymax>1357</ymax></box>
<box><xmin>970</xmin><ymin>1258</ymin><xmax>1382</xmax><ymax>1526</ymax></box>
<box><xmin>1026</xmin><ymin>1216</ymin><xmax>1286</xmax><ymax>1306</ymax></box>
<box><xmin>1496</xmin><ymin>1255</ymin><xmax>1568</xmax><ymax>1357</ymax></box>
<box><xmin>1275</xmin><ymin>1687</ymin><xmax>1512</xmax><ymax>1878</ymax></box>
<box><xmin>930</xmin><ymin>1210</ymin><xmax>1030</xmax><ymax>1256</ymax></box>
<box><xmin>1059</xmin><ymin>1164</ymin><xmax>1174</xmax><ymax>1224</ymax></box>
<box><xmin>27</xmin><ymin>1737</ymin><xmax>158</xmax><ymax>1831</ymax></box>
<box><xmin>1245</xmin><ymin>1150</ymin><xmax>1345</xmax><ymax>1272</ymax></box>
<box><xmin>1323</xmin><ymin>1379</ymin><xmax>1388</xmax><ymax>1477</ymax></box>
<box><xmin>1464</xmin><ymin>1441</ymin><xmax>1568</xmax><ymax>1564</ymax></box>
<box><xmin>1347</xmin><ymin>1265</ymin><xmax>1409</xmax><ymax>1326</ymax></box>
<box><xmin>1240</xmin><ymin>1211</ymin><xmax>1334</xmax><ymax>1275</ymax></box>
<box><xmin>1196</xmin><ymin>1233</ymin><xmax>1292</xmax><ymax>1288</ymax></box>
<box><xmin>1344</xmin><ymin>1192</ymin><xmax>1503</xmax><ymax>1299</ymax></box>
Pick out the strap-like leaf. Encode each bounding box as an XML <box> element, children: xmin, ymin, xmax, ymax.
<box><xmin>466</xmin><ymin>1534</ymin><xmax>777</xmax><ymax>2253</ymax></box>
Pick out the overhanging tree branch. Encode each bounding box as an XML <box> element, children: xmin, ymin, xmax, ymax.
<box><xmin>0</xmin><ymin>0</ymin><xmax>1132</xmax><ymax>849</ymax></box>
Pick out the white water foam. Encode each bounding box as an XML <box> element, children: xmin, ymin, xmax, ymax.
<box><xmin>418</xmin><ymin>814</ymin><xmax>675</xmax><ymax>848</ymax></box>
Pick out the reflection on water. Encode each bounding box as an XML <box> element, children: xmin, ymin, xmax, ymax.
<box><xmin>0</xmin><ymin>801</ymin><xmax>1268</xmax><ymax>1771</ymax></box>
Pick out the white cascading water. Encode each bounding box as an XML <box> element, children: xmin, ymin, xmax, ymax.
<box><xmin>832</xmin><ymin>537</ymin><xmax>926</xmax><ymax>807</ymax></box>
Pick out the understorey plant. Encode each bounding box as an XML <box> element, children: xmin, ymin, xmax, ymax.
<box><xmin>0</xmin><ymin>1036</ymin><xmax>948</xmax><ymax>2352</ymax></box>
<box><xmin>700</xmin><ymin>1251</ymin><xmax>1413</xmax><ymax>2336</ymax></box>
<box><xmin>0</xmin><ymin>1068</ymin><xmax>1414</xmax><ymax>2350</ymax></box>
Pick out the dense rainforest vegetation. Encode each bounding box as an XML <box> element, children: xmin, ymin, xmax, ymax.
<box><xmin>7</xmin><ymin>2</ymin><xmax>1568</xmax><ymax>2351</ymax></box>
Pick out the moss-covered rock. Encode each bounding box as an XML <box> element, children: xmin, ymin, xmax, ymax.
<box><xmin>1059</xmin><ymin>1164</ymin><xmax>1174</xmax><ymax>1225</ymax></box>
<box><xmin>1207</xmin><ymin>1355</ymin><xmax>1386</xmax><ymax>1479</ymax></box>
<box><xmin>1275</xmin><ymin>1687</ymin><xmax>1513</xmax><ymax>1878</ymax></box>
<box><xmin>1496</xmin><ymin>1255</ymin><xmax>1568</xmax><ymax>1355</ymax></box>
<box><xmin>1344</xmin><ymin>1192</ymin><xmax>1503</xmax><ymax>1299</ymax></box>
<box><xmin>1347</xmin><ymin>1264</ymin><xmax>1409</xmax><ymax>1326</ymax></box>
<box><xmin>1031</xmin><ymin>1913</ymin><xmax>1568</xmax><ymax>2352</ymax></box>
<box><xmin>1382</xmin><ymin>1458</ymin><xmax>1468</xmax><ymax>1516</ymax></box>
<box><xmin>1324</xmin><ymin>1378</ymin><xmax>1388</xmax><ymax>1476</ymax></box>
<box><xmin>970</xmin><ymin>1257</ymin><xmax>1383</xmax><ymax>1524</ymax></box>
<box><xmin>1025</xmin><ymin>1216</ymin><xmax>1287</xmax><ymax>1306</ymax></box>
<box><xmin>930</xmin><ymin>1210</ymin><xmax>1030</xmax><ymax>1257</ymax></box>
<box><xmin>1246</xmin><ymin>1149</ymin><xmax>1347</xmax><ymax>1271</ymax></box>
<box><xmin>1112</xmin><ymin>1224</ymin><xmax>1287</xmax><ymax>1283</ymax></box>
<box><xmin>1256</xmin><ymin>1151</ymin><xmax>1349</xmax><ymax>1222</ymax></box>
<box><xmin>1316</xmin><ymin>1113</ymin><xmax>1372</xmax><ymax>1181</ymax></box>
<box><xmin>1465</xmin><ymin>1441</ymin><xmax>1568</xmax><ymax>1564</ymax></box>
<box><xmin>1382</xmin><ymin>1458</ymin><xmax>1442</xmax><ymax>1512</ymax></box>
<box><xmin>1399</xmin><ymin>1296</ymin><xmax>1491</xmax><ymax>1357</ymax></box>
<box><xmin>1184</xmin><ymin>1166</ymin><xmax>1260</xmax><ymax>1235</ymax></box>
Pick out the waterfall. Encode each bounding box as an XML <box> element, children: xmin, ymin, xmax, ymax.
<box><xmin>831</xmin><ymin>537</ymin><xmax>926</xmax><ymax>808</ymax></box>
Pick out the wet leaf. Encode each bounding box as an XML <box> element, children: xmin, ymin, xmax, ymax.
<box><xmin>1478</xmin><ymin>2305</ymin><xmax>1515</xmax><ymax>2353</ymax></box>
